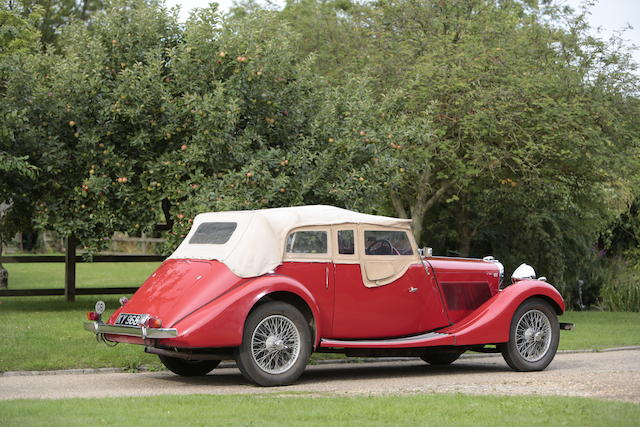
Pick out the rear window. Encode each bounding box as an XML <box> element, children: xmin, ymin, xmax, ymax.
<box><xmin>189</xmin><ymin>222</ymin><xmax>237</xmax><ymax>244</ymax></box>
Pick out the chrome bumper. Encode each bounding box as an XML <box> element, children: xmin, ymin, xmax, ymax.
<box><xmin>83</xmin><ymin>321</ymin><xmax>178</xmax><ymax>339</ymax></box>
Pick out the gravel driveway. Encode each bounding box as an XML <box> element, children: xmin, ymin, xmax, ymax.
<box><xmin>2</xmin><ymin>348</ymin><xmax>639</xmax><ymax>403</ymax></box>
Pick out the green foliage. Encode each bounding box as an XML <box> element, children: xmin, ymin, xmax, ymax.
<box><xmin>2</xmin><ymin>0</ymin><xmax>182</xmax><ymax>247</ymax></box>
<box><xmin>6</xmin><ymin>0</ymin><xmax>106</xmax><ymax>45</ymax></box>
<box><xmin>598</xmin><ymin>251</ymin><xmax>640</xmax><ymax>312</ymax></box>
<box><xmin>277</xmin><ymin>0</ymin><xmax>640</xmax><ymax>295</ymax></box>
<box><xmin>1</xmin><ymin>0</ymin><xmax>639</xmax><ymax>306</ymax></box>
<box><xmin>0</xmin><ymin>8</ymin><xmax>41</xmax><ymax>239</ymax></box>
<box><xmin>0</xmin><ymin>7</ymin><xmax>40</xmax><ymax>54</ymax></box>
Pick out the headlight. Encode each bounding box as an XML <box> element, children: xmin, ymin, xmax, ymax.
<box><xmin>511</xmin><ymin>263</ymin><xmax>536</xmax><ymax>283</ymax></box>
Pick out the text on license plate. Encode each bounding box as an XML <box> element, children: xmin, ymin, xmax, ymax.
<box><xmin>115</xmin><ymin>313</ymin><xmax>143</xmax><ymax>326</ymax></box>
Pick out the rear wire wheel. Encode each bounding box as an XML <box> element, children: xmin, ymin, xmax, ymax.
<box><xmin>158</xmin><ymin>355</ymin><xmax>220</xmax><ymax>376</ymax></box>
<box><xmin>234</xmin><ymin>301</ymin><xmax>312</xmax><ymax>386</ymax></box>
<box><xmin>501</xmin><ymin>297</ymin><xmax>559</xmax><ymax>371</ymax></box>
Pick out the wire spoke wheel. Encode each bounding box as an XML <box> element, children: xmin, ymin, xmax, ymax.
<box><xmin>251</xmin><ymin>315</ymin><xmax>301</xmax><ymax>374</ymax></box>
<box><xmin>514</xmin><ymin>309</ymin><xmax>552</xmax><ymax>362</ymax></box>
<box><xmin>235</xmin><ymin>301</ymin><xmax>311</xmax><ymax>386</ymax></box>
<box><xmin>502</xmin><ymin>297</ymin><xmax>560</xmax><ymax>372</ymax></box>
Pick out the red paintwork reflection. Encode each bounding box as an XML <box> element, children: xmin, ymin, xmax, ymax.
<box><xmin>108</xmin><ymin>259</ymin><xmax>243</xmax><ymax>328</ymax></box>
<box><xmin>441</xmin><ymin>280</ymin><xmax>565</xmax><ymax>345</ymax></box>
<box><xmin>275</xmin><ymin>262</ymin><xmax>334</xmax><ymax>336</ymax></box>
<box><xmin>426</xmin><ymin>257</ymin><xmax>500</xmax><ymax>323</ymax></box>
<box><xmin>332</xmin><ymin>263</ymin><xmax>449</xmax><ymax>339</ymax></box>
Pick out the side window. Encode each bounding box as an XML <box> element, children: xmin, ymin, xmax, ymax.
<box><xmin>364</xmin><ymin>230</ymin><xmax>414</xmax><ymax>256</ymax></box>
<box><xmin>337</xmin><ymin>230</ymin><xmax>355</xmax><ymax>255</ymax></box>
<box><xmin>286</xmin><ymin>230</ymin><xmax>328</xmax><ymax>254</ymax></box>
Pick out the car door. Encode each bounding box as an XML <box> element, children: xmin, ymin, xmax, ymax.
<box><xmin>276</xmin><ymin>226</ymin><xmax>335</xmax><ymax>335</ymax></box>
<box><xmin>330</xmin><ymin>225</ymin><xmax>426</xmax><ymax>339</ymax></box>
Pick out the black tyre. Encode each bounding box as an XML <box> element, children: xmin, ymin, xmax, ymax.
<box><xmin>421</xmin><ymin>349</ymin><xmax>464</xmax><ymax>366</ymax></box>
<box><xmin>234</xmin><ymin>301</ymin><xmax>312</xmax><ymax>386</ymax></box>
<box><xmin>158</xmin><ymin>355</ymin><xmax>220</xmax><ymax>376</ymax></box>
<box><xmin>501</xmin><ymin>297</ymin><xmax>559</xmax><ymax>371</ymax></box>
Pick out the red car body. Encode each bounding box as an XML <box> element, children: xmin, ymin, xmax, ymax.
<box><xmin>85</xmin><ymin>205</ymin><xmax>571</xmax><ymax>386</ymax></box>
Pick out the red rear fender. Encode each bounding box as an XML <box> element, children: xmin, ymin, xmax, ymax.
<box><xmin>157</xmin><ymin>274</ymin><xmax>321</xmax><ymax>349</ymax></box>
<box><xmin>441</xmin><ymin>280</ymin><xmax>565</xmax><ymax>346</ymax></box>
<box><xmin>107</xmin><ymin>259</ymin><xmax>243</xmax><ymax>328</ymax></box>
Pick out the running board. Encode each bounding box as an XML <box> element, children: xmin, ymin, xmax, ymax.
<box><xmin>320</xmin><ymin>331</ymin><xmax>454</xmax><ymax>349</ymax></box>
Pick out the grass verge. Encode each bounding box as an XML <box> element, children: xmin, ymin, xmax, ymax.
<box><xmin>558</xmin><ymin>311</ymin><xmax>640</xmax><ymax>350</ymax></box>
<box><xmin>0</xmin><ymin>394</ymin><xmax>638</xmax><ymax>426</ymax></box>
<box><xmin>2</xmin><ymin>261</ymin><xmax>160</xmax><ymax>289</ymax></box>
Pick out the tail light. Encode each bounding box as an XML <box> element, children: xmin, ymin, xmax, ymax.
<box><xmin>147</xmin><ymin>317</ymin><xmax>163</xmax><ymax>328</ymax></box>
<box><xmin>138</xmin><ymin>316</ymin><xmax>163</xmax><ymax>328</ymax></box>
<box><xmin>87</xmin><ymin>311</ymin><xmax>100</xmax><ymax>321</ymax></box>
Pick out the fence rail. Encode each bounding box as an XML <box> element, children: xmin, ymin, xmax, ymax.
<box><xmin>0</xmin><ymin>235</ymin><xmax>165</xmax><ymax>301</ymax></box>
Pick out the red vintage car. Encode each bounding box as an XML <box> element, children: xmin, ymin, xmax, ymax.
<box><xmin>84</xmin><ymin>205</ymin><xmax>573</xmax><ymax>386</ymax></box>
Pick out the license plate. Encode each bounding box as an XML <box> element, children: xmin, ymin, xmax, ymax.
<box><xmin>115</xmin><ymin>313</ymin><xmax>143</xmax><ymax>326</ymax></box>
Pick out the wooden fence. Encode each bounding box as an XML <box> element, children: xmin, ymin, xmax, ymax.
<box><xmin>0</xmin><ymin>236</ymin><xmax>165</xmax><ymax>302</ymax></box>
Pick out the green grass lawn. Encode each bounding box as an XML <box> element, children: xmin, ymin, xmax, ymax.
<box><xmin>3</xmin><ymin>261</ymin><xmax>160</xmax><ymax>289</ymax></box>
<box><xmin>0</xmin><ymin>261</ymin><xmax>639</xmax><ymax>372</ymax></box>
<box><xmin>558</xmin><ymin>311</ymin><xmax>640</xmax><ymax>350</ymax></box>
<box><xmin>0</xmin><ymin>394</ymin><xmax>638</xmax><ymax>426</ymax></box>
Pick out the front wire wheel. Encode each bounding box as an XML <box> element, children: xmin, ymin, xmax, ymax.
<box><xmin>502</xmin><ymin>297</ymin><xmax>559</xmax><ymax>371</ymax></box>
<box><xmin>235</xmin><ymin>301</ymin><xmax>312</xmax><ymax>386</ymax></box>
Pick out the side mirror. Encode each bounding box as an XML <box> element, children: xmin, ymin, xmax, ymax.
<box><xmin>511</xmin><ymin>263</ymin><xmax>536</xmax><ymax>283</ymax></box>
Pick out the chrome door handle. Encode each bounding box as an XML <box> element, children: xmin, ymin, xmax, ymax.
<box><xmin>408</xmin><ymin>287</ymin><xmax>418</xmax><ymax>293</ymax></box>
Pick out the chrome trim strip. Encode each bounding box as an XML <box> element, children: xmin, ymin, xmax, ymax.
<box><xmin>321</xmin><ymin>331</ymin><xmax>448</xmax><ymax>347</ymax></box>
<box><xmin>83</xmin><ymin>321</ymin><xmax>178</xmax><ymax>338</ymax></box>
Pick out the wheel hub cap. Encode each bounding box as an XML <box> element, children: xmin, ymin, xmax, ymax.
<box><xmin>265</xmin><ymin>336</ymin><xmax>286</xmax><ymax>351</ymax></box>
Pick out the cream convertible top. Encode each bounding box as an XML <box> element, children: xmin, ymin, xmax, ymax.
<box><xmin>169</xmin><ymin>205</ymin><xmax>412</xmax><ymax>278</ymax></box>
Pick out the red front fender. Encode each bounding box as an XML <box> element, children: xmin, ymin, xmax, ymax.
<box><xmin>441</xmin><ymin>280</ymin><xmax>565</xmax><ymax>346</ymax></box>
<box><xmin>157</xmin><ymin>274</ymin><xmax>321</xmax><ymax>349</ymax></box>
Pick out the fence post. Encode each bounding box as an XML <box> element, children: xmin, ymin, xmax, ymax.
<box><xmin>64</xmin><ymin>235</ymin><xmax>77</xmax><ymax>302</ymax></box>
<box><xmin>0</xmin><ymin>240</ymin><xmax>7</xmax><ymax>289</ymax></box>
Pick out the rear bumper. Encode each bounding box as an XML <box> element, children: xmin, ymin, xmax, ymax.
<box><xmin>83</xmin><ymin>321</ymin><xmax>178</xmax><ymax>339</ymax></box>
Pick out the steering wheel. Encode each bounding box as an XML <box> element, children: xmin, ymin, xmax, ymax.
<box><xmin>366</xmin><ymin>239</ymin><xmax>396</xmax><ymax>255</ymax></box>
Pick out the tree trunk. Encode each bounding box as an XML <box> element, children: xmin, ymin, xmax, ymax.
<box><xmin>81</xmin><ymin>0</ymin><xmax>89</xmax><ymax>21</ymax></box>
<box><xmin>410</xmin><ymin>202</ymin><xmax>427</xmax><ymax>246</ymax></box>
<box><xmin>458</xmin><ymin>206</ymin><xmax>472</xmax><ymax>257</ymax></box>
<box><xmin>459</xmin><ymin>224</ymin><xmax>472</xmax><ymax>257</ymax></box>
<box><xmin>409</xmin><ymin>180</ymin><xmax>454</xmax><ymax>246</ymax></box>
